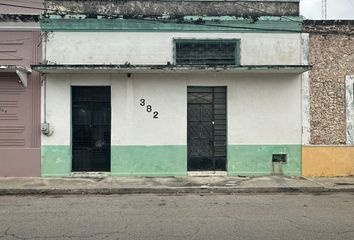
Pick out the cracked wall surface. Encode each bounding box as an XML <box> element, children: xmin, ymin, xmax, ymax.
<box><xmin>304</xmin><ymin>21</ymin><xmax>354</xmax><ymax>145</ymax></box>
<box><xmin>44</xmin><ymin>0</ymin><xmax>300</xmax><ymax>17</ymax></box>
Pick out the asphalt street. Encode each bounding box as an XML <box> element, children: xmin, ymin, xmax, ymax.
<box><xmin>0</xmin><ymin>193</ymin><xmax>354</xmax><ymax>240</ymax></box>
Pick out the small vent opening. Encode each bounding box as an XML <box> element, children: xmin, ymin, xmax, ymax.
<box><xmin>272</xmin><ymin>154</ymin><xmax>287</xmax><ymax>163</ymax></box>
<box><xmin>175</xmin><ymin>40</ymin><xmax>239</xmax><ymax>66</ymax></box>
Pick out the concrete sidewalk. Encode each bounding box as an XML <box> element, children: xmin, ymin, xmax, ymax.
<box><xmin>0</xmin><ymin>175</ymin><xmax>353</xmax><ymax>195</ymax></box>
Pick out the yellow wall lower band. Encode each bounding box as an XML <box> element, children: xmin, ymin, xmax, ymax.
<box><xmin>302</xmin><ymin>146</ymin><xmax>354</xmax><ymax>177</ymax></box>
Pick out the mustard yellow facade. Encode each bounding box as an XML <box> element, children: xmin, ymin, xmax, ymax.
<box><xmin>302</xmin><ymin>146</ymin><xmax>354</xmax><ymax>177</ymax></box>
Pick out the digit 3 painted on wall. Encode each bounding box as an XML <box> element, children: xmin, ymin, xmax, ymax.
<box><xmin>140</xmin><ymin>99</ymin><xmax>159</xmax><ymax>119</ymax></box>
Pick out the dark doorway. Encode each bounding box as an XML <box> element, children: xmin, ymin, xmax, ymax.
<box><xmin>187</xmin><ymin>87</ymin><xmax>227</xmax><ymax>171</ymax></box>
<box><xmin>72</xmin><ymin>86</ymin><xmax>111</xmax><ymax>172</ymax></box>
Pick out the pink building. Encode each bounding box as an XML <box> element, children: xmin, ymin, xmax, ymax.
<box><xmin>0</xmin><ymin>2</ymin><xmax>43</xmax><ymax>176</ymax></box>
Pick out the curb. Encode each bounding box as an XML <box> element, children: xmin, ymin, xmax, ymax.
<box><xmin>1</xmin><ymin>186</ymin><xmax>351</xmax><ymax>195</ymax></box>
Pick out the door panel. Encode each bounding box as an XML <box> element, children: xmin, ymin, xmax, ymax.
<box><xmin>72</xmin><ymin>87</ymin><xmax>111</xmax><ymax>172</ymax></box>
<box><xmin>187</xmin><ymin>87</ymin><xmax>227</xmax><ymax>171</ymax></box>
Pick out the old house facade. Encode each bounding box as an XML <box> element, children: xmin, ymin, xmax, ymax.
<box><xmin>33</xmin><ymin>0</ymin><xmax>309</xmax><ymax>177</ymax></box>
<box><xmin>0</xmin><ymin>3</ymin><xmax>42</xmax><ymax>176</ymax></box>
<box><xmin>302</xmin><ymin>20</ymin><xmax>354</xmax><ymax>176</ymax></box>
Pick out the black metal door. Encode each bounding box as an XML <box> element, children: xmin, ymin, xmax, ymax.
<box><xmin>72</xmin><ymin>87</ymin><xmax>111</xmax><ymax>172</ymax></box>
<box><xmin>187</xmin><ymin>87</ymin><xmax>227</xmax><ymax>171</ymax></box>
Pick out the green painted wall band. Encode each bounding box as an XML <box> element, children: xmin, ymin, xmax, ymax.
<box><xmin>41</xmin><ymin>145</ymin><xmax>72</xmax><ymax>177</ymax></box>
<box><xmin>41</xmin><ymin>144</ymin><xmax>301</xmax><ymax>177</ymax></box>
<box><xmin>111</xmin><ymin>145</ymin><xmax>187</xmax><ymax>177</ymax></box>
<box><xmin>227</xmin><ymin>145</ymin><xmax>302</xmax><ymax>176</ymax></box>
<box><xmin>40</xmin><ymin>145</ymin><xmax>188</xmax><ymax>177</ymax></box>
<box><xmin>40</xmin><ymin>18</ymin><xmax>303</xmax><ymax>32</ymax></box>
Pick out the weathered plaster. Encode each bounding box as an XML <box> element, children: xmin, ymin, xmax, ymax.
<box><xmin>228</xmin><ymin>145</ymin><xmax>301</xmax><ymax>176</ymax></box>
<box><xmin>32</xmin><ymin>64</ymin><xmax>310</xmax><ymax>74</ymax></box>
<box><xmin>304</xmin><ymin>20</ymin><xmax>354</xmax><ymax>35</ymax></box>
<box><xmin>346</xmin><ymin>75</ymin><xmax>354</xmax><ymax>145</ymax></box>
<box><xmin>0</xmin><ymin>15</ymin><xmax>40</xmax><ymax>30</ymax></box>
<box><xmin>39</xmin><ymin>16</ymin><xmax>303</xmax><ymax>33</ymax></box>
<box><xmin>44</xmin><ymin>0</ymin><xmax>300</xmax><ymax>17</ymax></box>
<box><xmin>43</xmin><ymin>32</ymin><xmax>302</xmax><ymax>66</ymax></box>
<box><xmin>304</xmin><ymin>21</ymin><xmax>354</xmax><ymax>145</ymax></box>
<box><xmin>301</xmin><ymin>33</ymin><xmax>310</xmax><ymax>145</ymax></box>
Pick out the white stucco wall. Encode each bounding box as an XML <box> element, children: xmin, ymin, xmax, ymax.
<box><xmin>111</xmin><ymin>74</ymin><xmax>187</xmax><ymax>145</ymax></box>
<box><xmin>45</xmin><ymin>32</ymin><xmax>301</xmax><ymax>65</ymax></box>
<box><xmin>42</xmin><ymin>74</ymin><xmax>71</xmax><ymax>145</ymax></box>
<box><xmin>187</xmin><ymin>73</ymin><xmax>302</xmax><ymax>145</ymax></box>
<box><xmin>42</xmin><ymin>73</ymin><xmax>302</xmax><ymax>146</ymax></box>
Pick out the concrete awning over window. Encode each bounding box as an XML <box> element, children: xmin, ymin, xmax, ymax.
<box><xmin>31</xmin><ymin>64</ymin><xmax>311</xmax><ymax>74</ymax></box>
<box><xmin>0</xmin><ymin>65</ymin><xmax>32</xmax><ymax>87</ymax></box>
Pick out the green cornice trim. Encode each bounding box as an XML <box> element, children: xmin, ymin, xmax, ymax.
<box><xmin>31</xmin><ymin>64</ymin><xmax>311</xmax><ymax>74</ymax></box>
<box><xmin>40</xmin><ymin>16</ymin><xmax>303</xmax><ymax>32</ymax></box>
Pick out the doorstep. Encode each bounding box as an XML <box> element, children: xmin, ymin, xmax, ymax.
<box><xmin>71</xmin><ymin>172</ymin><xmax>110</xmax><ymax>178</ymax></box>
<box><xmin>188</xmin><ymin>171</ymin><xmax>228</xmax><ymax>177</ymax></box>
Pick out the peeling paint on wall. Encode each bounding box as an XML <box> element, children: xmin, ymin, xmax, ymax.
<box><xmin>40</xmin><ymin>32</ymin><xmax>303</xmax><ymax>65</ymax></box>
<box><xmin>301</xmin><ymin>33</ymin><xmax>310</xmax><ymax>145</ymax></box>
<box><xmin>304</xmin><ymin>21</ymin><xmax>354</xmax><ymax>145</ymax></box>
<box><xmin>346</xmin><ymin>75</ymin><xmax>354</xmax><ymax>145</ymax></box>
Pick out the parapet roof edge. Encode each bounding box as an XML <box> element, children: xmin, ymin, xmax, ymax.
<box><xmin>44</xmin><ymin>0</ymin><xmax>299</xmax><ymax>1</ymax></box>
<box><xmin>304</xmin><ymin>20</ymin><xmax>354</xmax><ymax>25</ymax></box>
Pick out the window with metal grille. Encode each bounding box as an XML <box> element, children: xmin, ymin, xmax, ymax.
<box><xmin>175</xmin><ymin>39</ymin><xmax>240</xmax><ymax>66</ymax></box>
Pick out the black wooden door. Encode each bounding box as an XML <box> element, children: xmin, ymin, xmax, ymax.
<box><xmin>187</xmin><ymin>87</ymin><xmax>227</xmax><ymax>171</ymax></box>
<box><xmin>72</xmin><ymin>87</ymin><xmax>111</xmax><ymax>172</ymax></box>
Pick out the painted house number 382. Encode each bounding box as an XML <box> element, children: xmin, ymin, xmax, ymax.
<box><xmin>140</xmin><ymin>99</ymin><xmax>159</xmax><ymax>119</ymax></box>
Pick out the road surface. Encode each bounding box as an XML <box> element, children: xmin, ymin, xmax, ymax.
<box><xmin>0</xmin><ymin>193</ymin><xmax>353</xmax><ymax>240</ymax></box>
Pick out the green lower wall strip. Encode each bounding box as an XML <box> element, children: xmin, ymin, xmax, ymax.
<box><xmin>41</xmin><ymin>144</ymin><xmax>301</xmax><ymax>177</ymax></box>
<box><xmin>41</xmin><ymin>145</ymin><xmax>71</xmax><ymax>177</ymax></box>
<box><xmin>111</xmin><ymin>145</ymin><xmax>187</xmax><ymax>176</ymax></box>
<box><xmin>227</xmin><ymin>145</ymin><xmax>302</xmax><ymax>176</ymax></box>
